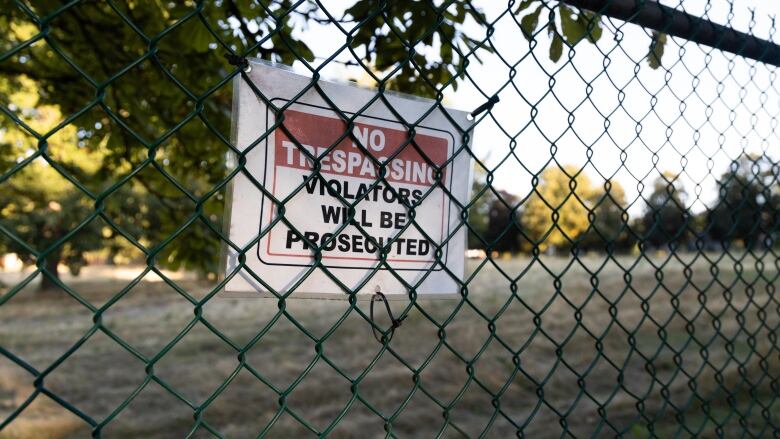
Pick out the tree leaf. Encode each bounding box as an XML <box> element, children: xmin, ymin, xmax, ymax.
<box><xmin>520</xmin><ymin>5</ymin><xmax>543</xmax><ymax>41</ymax></box>
<box><xmin>547</xmin><ymin>13</ymin><xmax>563</xmax><ymax>63</ymax></box>
<box><xmin>344</xmin><ymin>0</ymin><xmax>373</xmax><ymax>19</ymax></box>
<box><xmin>550</xmin><ymin>32</ymin><xmax>563</xmax><ymax>62</ymax></box>
<box><xmin>580</xmin><ymin>12</ymin><xmax>603</xmax><ymax>43</ymax></box>
<box><xmin>647</xmin><ymin>31</ymin><xmax>667</xmax><ymax>69</ymax></box>
<box><xmin>188</xmin><ymin>21</ymin><xmax>214</xmax><ymax>53</ymax></box>
<box><xmin>559</xmin><ymin>6</ymin><xmax>602</xmax><ymax>45</ymax></box>
<box><xmin>441</xmin><ymin>41</ymin><xmax>454</xmax><ymax>64</ymax></box>
<box><xmin>514</xmin><ymin>0</ymin><xmax>535</xmax><ymax>15</ymax></box>
<box><xmin>559</xmin><ymin>5</ymin><xmax>586</xmax><ymax>45</ymax></box>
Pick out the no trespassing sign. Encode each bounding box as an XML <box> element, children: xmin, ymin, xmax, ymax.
<box><xmin>223</xmin><ymin>61</ymin><xmax>473</xmax><ymax>298</ymax></box>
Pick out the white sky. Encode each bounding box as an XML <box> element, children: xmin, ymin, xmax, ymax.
<box><xmin>283</xmin><ymin>1</ymin><xmax>780</xmax><ymax>215</ymax></box>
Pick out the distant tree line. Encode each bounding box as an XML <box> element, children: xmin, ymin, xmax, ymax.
<box><xmin>468</xmin><ymin>155</ymin><xmax>780</xmax><ymax>255</ymax></box>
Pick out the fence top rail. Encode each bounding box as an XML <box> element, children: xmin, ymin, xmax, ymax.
<box><xmin>563</xmin><ymin>0</ymin><xmax>780</xmax><ymax>67</ymax></box>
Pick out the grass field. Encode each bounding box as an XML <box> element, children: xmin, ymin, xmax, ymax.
<box><xmin>1</xmin><ymin>252</ymin><xmax>779</xmax><ymax>438</ymax></box>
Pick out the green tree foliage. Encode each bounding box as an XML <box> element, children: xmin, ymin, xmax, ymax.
<box><xmin>580</xmin><ymin>179</ymin><xmax>635</xmax><ymax>253</ymax></box>
<box><xmin>640</xmin><ymin>172</ymin><xmax>690</xmax><ymax>249</ymax></box>
<box><xmin>0</xmin><ymin>78</ymin><xmax>104</xmax><ymax>289</ymax></box>
<box><xmin>708</xmin><ymin>155</ymin><xmax>776</xmax><ymax>249</ymax></box>
<box><xmin>768</xmin><ymin>163</ymin><xmax>780</xmax><ymax>245</ymax></box>
<box><xmin>769</xmin><ymin>192</ymin><xmax>780</xmax><ymax>247</ymax></box>
<box><xmin>345</xmin><ymin>1</ymin><xmax>490</xmax><ymax>96</ymax></box>
<box><xmin>0</xmin><ymin>1</ymin><xmax>489</xmax><ymax>280</ymax></box>
<box><xmin>521</xmin><ymin>165</ymin><xmax>597</xmax><ymax>252</ymax></box>
<box><xmin>484</xmin><ymin>190</ymin><xmax>522</xmax><ymax>253</ymax></box>
<box><xmin>514</xmin><ymin>0</ymin><xmax>667</xmax><ymax>68</ymax></box>
<box><xmin>467</xmin><ymin>166</ymin><xmax>492</xmax><ymax>250</ymax></box>
<box><xmin>519</xmin><ymin>167</ymin><xmax>635</xmax><ymax>254</ymax></box>
<box><xmin>467</xmin><ymin>166</ymin><xmax>522</xmax><ymax>253</ymax></box>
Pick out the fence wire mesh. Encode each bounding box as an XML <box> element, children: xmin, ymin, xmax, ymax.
<box><xmin>1</xmin><ymin>0</ymin><xmax>780</xmax><ymax>437</ymax></box>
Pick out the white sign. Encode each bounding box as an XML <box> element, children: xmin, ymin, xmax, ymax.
<box><xmin>223</xmin><ymin>61</ymin><xmax>473</xmax><ymax>298</ymax></box>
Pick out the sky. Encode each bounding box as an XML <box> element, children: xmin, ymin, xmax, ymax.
<box><xmin>277</xmin><ymin>0</ymin><xmax>780</xmax><ymax>215</ymax></box>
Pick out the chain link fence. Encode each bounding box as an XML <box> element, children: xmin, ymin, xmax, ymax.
<box><xmin>1</xmin><ymin>0</ymin><xmax>779</xmax><ymax>437</ymax></box>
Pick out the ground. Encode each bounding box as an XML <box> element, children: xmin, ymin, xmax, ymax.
<box><xmin>1</xmin><ymin>252</ymin><xmax>778</xmax><ymax>438</ymax></box>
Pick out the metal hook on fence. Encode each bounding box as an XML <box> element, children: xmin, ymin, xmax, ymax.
<box><xmin>370</xmin><ymin>287</ymin><xmax>406</xmax><ymax>344</ymax></box>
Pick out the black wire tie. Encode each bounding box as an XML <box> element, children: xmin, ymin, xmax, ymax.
<box><xmin>370</xmin><ymin>287</ymin><xmax>406</xmax><ymax>344</ymax></box>
<box><xmin>470</xmin><ymin>94</ymin><xmax>500</xmax><ymax>118</ymax></box>
<box><xmin>224</xmin><ymin>53</ymin><xmax>250</xmax><ymax>72</ymax></box>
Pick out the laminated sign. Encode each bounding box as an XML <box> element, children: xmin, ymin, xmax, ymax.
<box><xmin>224</xmin><ymin>61</ymin><xmax>473</xmax><ymax>298</ymax></box>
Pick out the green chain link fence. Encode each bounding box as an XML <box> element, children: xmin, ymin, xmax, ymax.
<box><xmin>1</xmin><ymin>0</ymin><xmax>779</xmax><ymax>437</ymax></box>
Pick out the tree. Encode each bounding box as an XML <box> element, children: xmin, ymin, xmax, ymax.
<box><xmin>1</xmin><ymin>1</ymin><xmax>489</xmax><ymax>279</ymax></box>
<box><xmin>709</xmin><ymin>155</ymin><xmax>776</xmax><ymax>249</ymax></box>
<box><xmin>640</xmin><ymin>172</ymin><xmax>690</xmax><ymax>249</ymax></box>
<box><xmin>467</xmin><ymin>167</ymin><xmax>524</xmax><ymax>253</ymax></box>
<box><xmin>484</xmin><ymin>190</ymin><xmax>523</xmax><ymax>254</ymax></box>
<box><xmin>467</xmin><ymin>166</ymin><xmax>492</xmax><ymax>250</ymax></box>
<box><xmin>761</xmin><ymin>160</ymin><xmax>780</xmax><ymax>247</ymax></box>
<box><xmin>768</xmin><ymin>192</ymin><xmax>780</xmax><ymax>247</ymax></box>
<box><xmin>580</xmin><ymin>179</ymin><xmax>635</xmax><ymax>253</ymax></box>
<box><xmin>521</xmin><ymin>165</ymin><xmax>596</xmax><ymax>252</ymax></box>
<box><xmin>0</xmin><ymin>77</ymin><xmax>104</xmax><ymax>290</ymax></box>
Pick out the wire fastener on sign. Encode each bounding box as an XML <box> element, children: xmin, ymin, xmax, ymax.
<box><xmin>470</xmin><ymin>94</ymin><xmax>500</xmax><ymax>118</ymax></box>
<box><xmin>224</xmin><ymin>53</ymin><xmax>250</xmax><ymax>72</ymax></box>
<box><xmin>370</xmin><ymin>288</ymin><xmax>406</xmax><ymax>344</ymax></box>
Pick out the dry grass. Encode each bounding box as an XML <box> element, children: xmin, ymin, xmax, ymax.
<box><xmin>1</xmin><ymin>251</ymin><xmax>779</xmax><ymax>438</ymax></box>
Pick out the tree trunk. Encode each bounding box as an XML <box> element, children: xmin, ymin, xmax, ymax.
<box><xmin>39</xmin><ymin>255</ymin><xmax>61</xmax><ymax>292</ymax></box>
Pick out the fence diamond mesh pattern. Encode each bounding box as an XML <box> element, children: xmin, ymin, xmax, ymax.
<box><xmin>1</xmin><ymin>0</ymin><xmax>779</xmax><ymax>437</ymax></box>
